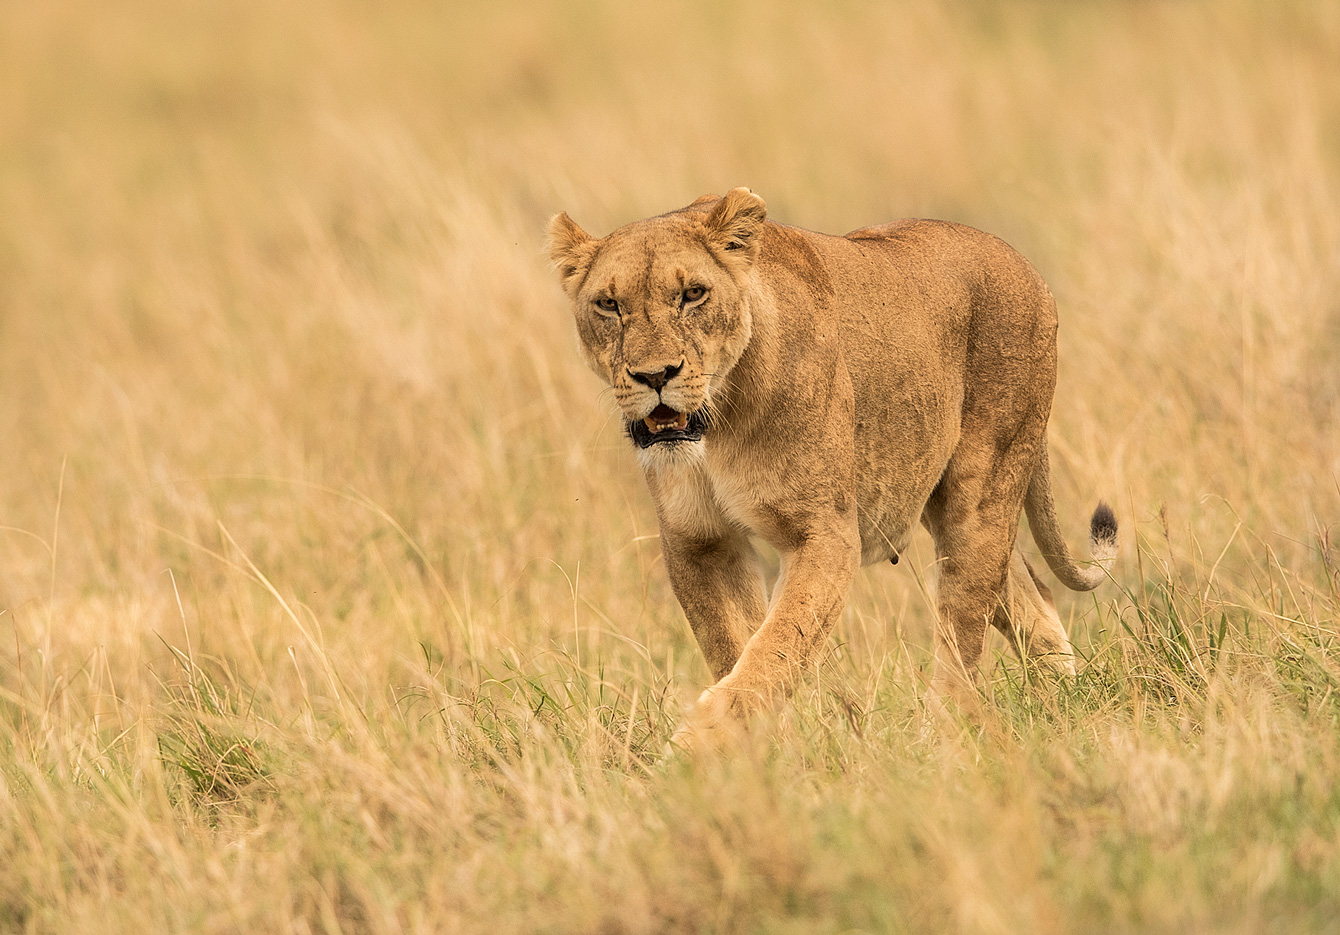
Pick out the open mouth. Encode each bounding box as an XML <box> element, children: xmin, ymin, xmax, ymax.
<box><xmin>627</xmin><ymin>404</ymin><xmax>707</xmax><ymax>448</ymax></box>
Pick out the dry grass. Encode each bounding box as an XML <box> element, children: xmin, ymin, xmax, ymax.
<box><xmin>2</xmin><ymin>1</ymin><xmax>1339</xmax><ymax>931</ymax></box>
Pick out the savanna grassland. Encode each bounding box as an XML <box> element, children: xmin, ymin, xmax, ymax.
<box><xmin>2</xmin><ymin>1</ymin><xmax>1340</xmax><ymax>932</ymax></box>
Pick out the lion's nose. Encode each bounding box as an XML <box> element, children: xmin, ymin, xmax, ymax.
<box><xmin>628</xmin><ymin>362</ymin><xmax>683</xmax><ymax>392</ymax></box>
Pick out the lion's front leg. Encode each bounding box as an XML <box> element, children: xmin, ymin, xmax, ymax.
<box><xmin>661</xmin><ymin>530</ymin><xmax>769</xmax><ymax>682</ymax></box>
<box><xmin>675</xmin><ymin>523</ymin><xmax>860</xmax><ymax>747</ymax></box>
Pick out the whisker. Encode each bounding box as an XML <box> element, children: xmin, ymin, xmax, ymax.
<box><xmin>697</xmin><ymin>371</ymin><xmax>742</xmax><ymax>433</ymax></box>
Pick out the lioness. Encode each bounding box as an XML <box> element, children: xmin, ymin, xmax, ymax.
<box><xmin>548</xmin><ymin>189</ymin><xmax>1116</xmax><ymax>743</ymax></box>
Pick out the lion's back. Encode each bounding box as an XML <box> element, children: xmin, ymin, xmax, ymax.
<box><xmin>777</xmin><ymin>217</ymin><xmax>1057</xmax><ymax>357</ymax></box>
<box><xmin>755</xmin><ymin>216</ymin><xmax>1059</xmax><ymax>563</ymax></box>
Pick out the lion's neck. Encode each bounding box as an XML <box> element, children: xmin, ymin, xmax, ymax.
<box><xmin>711</xmin><ymin>278</ymin><xmax>787</xmax><ymax>435</ymax></box>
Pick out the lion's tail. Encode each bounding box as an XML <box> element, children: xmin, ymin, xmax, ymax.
<box><xmin>1023</xmin><ymin>446</ymin><xmax>1118</xmax><ymax>592</ymax></box>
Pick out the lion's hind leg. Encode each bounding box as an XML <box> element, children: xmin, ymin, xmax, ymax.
<box><xmin>921</xmin><ymin>497</ymin><xmax>1018</xmax><ymax>708</ymax></box>
<box><xmin>919</xmin><ymin>409</ymin><xmax>1053</xmax><ymax>708</ymax></box>
<box><xmin>990</xmin><ymin>550</ymin><xmax>1075</xmax><ymax>676</ymax></box>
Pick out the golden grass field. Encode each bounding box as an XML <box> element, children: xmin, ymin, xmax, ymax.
<box><xmin>2</xmin><ymin>1</ymin><xmax>1339</xmax><ymax>931</ymax></box>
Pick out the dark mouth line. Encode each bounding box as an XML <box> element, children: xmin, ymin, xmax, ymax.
<box><xmin>627</xmin><ymin>409</ymin><xmax>709</xmax><ymax>449</ymax></box>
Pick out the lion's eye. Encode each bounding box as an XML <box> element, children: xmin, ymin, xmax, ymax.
<box><xmin>594</xmin><ymin>297</ymin><xmax>619</xmax><ymax>315</ymax></box>
<box><xmin>682</xmin><ymin>285</ymin><xmax>707</xmax><ymax>305</ymax></box>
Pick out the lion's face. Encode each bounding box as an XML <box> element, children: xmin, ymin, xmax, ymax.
<box><xmin>548</xmin><ymin>189</ymin><xmax>767</xmax><ymax>452</ymax></box>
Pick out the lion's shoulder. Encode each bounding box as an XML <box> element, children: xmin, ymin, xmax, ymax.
<box><xmin>757</xmin><ymin>223</ymin><xmax>836</xmax><ymax>297</ymax></box>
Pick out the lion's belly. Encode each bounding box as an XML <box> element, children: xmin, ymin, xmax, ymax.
<box><xmin>845</xmin><ymin>341</ymin><xmax>965</xmax><ymax>566</ymax></box>
<box><xmin>851</xmin><ymin>404</ymin><xmax>961</xmax><ymax>565</ymax></box>
<box><xmin>822</xmin><ymin>267</ymin><xmax>970</xmax><ymax>564</ymax></box>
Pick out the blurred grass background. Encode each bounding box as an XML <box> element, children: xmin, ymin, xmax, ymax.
<box><xmin>2</xmin><ymin>1</ymin><xmax>1339</xmax><ymax>932</ymax></box>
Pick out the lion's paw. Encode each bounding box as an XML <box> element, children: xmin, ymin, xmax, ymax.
<box><xmin>667</xmin><ymin>675</ymin><xmax>767</xmax><ymax>755</ymax></box>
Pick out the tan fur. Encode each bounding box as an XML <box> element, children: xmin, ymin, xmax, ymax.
<box><xmin>548</xmin><ymin>189</ymin><xmax>1117</xmax><ymax>746</ymax></box>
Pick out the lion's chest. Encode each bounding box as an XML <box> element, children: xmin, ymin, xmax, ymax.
<box><xmin>648</xmin><ymin>455</ymin><xmax>792</xmax><ymax>548</ymax></box>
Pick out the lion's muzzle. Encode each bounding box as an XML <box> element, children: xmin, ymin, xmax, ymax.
<box><xmin>627</xmin><ymin>405</ymin><xmax>708</xmax><ymax>448</ymax></box>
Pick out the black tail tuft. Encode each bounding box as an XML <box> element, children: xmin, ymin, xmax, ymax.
<box><xmin>1090</xmin><ymin>501</ymin><xmax>1118</xmax><ymax>545</ymax></box>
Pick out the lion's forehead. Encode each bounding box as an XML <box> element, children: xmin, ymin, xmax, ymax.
<box><xmin>587</xmin><ymin>225</ymin><xmax>717</xmax><ymax>299</ymax></box>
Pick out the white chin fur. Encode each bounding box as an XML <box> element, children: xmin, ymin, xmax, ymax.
<box><xmin>636</xmin><ymin>438</ymin><xmax>706</xmax><ymax>470</ymax></box>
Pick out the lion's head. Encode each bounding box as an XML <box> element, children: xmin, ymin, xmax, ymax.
<box><xmin>547</xmin><ymin>188</ymin><xmax>767</xmax><ymax>452</ymax></box>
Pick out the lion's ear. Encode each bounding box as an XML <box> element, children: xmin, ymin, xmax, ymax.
<box><xmin>547</xmin><ymin>212</ymin><xmax>599</xmax><ymax>295</ymax></box>
<box><xmin>703</xmin><ymin>187</ymin><xmax>767</xmax><ymax>266</ymax></box>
